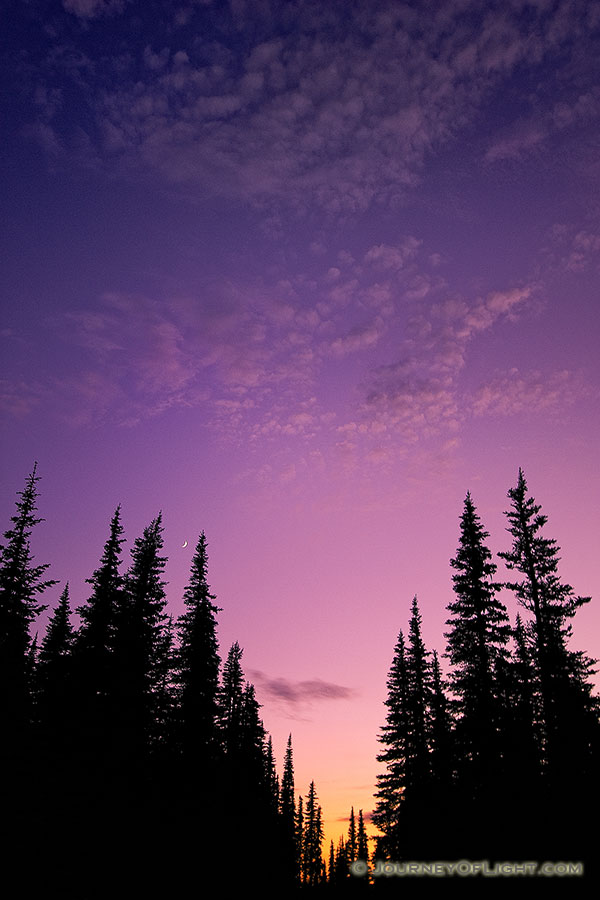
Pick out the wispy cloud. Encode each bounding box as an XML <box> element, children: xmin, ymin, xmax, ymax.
<box><xmin>62</xmin><ymin>0</ymin><xmax>128</xmax><ymax>20</ymax></box>
<box><xmin>485</xmin><ymin>86</ymin><xmax>600</xmax><ymax>163</ymax></box>
<box><xmin>355</xmin><ymin>283</ymin><xmax>537</xmax><ymax>444</ymax></box>
<box><xmin>471</xmin><ymin>368</ymin><xmax>590</xmax><ymax>417</ymax></box>
<box><xmin>27</xmin><ymin>1</ymin><xmax>600</xmax><ymax>216</ymax></box>
<box><xmin>0</xmin><ymin>378</ymin><xmax>44</xmax><ymax>418</ymax></box>
<box><xmin>249</xmin><ymin>670</ymin><xmax>357</xmax><ymax>708</ymax></box>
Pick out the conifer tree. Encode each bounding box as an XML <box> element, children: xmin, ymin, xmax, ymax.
<box><xmin>444</xmin><ymin>492</ymin><xmax>510</xmax><ymax>800</ymax></box>
<box><xmin>217</xmin><ymin>642</ymin><xmax>272</xmax><ymax>809</ymax></box>
<box><xmin>333</xmin><ymin>835</ymin><xmax>348</xmax><ymax>884</ymax></box>
<box><xmin>405</xmin><ymin>596</ymin><xmax>432</xmax><ymax>796</ymax></box>
<box><xmin>33</xmin><ymin>584</ymin><xmax>77</xmax><ymax>831</ymax></box>
<box><xmin>303</xmin><ymin>781</ymin><xmax>324</xmax><ymax>886</ymax></box>
<box><xmin>239</xmin><ymin>680</ymin><xmax>267</xmax><ymax>794</ymax></box>
<box><xmin>280</xmin><ymin>734</ymin><xmax>297</xmax><ymax>882</ymax></box>
<box><xmin>36</xmin><ymin>583</ymin><xmax>74</xmax><ymax>729</ymax></box>
<box><xmin>0</xmin><ymin>464</ymin><xmax>56</xmax><ymax>737</ymax></box>
<box><xmin>428</xmin><ymin>650</ymin><xmax>453</xmax><ymax>792</ymax></box>
<box><xmin>281</xmin><ymin>734</ymin><xmax>295</xmax><ymax>821</ymax></box>
<box><xmin>499</xmin><ymin>469</ymin><xmax>598</xmax><ymax>780</ymax></box>
<box><xmin>113</xmin><ymin>513</ymin><xmax>169</xmax><ymax>768</ymax></box>
<box><xmin>295</xmin><ymin>794</ymin><xmax>304</xmax><ymax>883</ymax></box>
<box><xmin>328</xmin><ymin>840</ymin><xmax>336</xmax><ymax>884</ymax></box>
<box><xmin>76</xmin><ymin>505</ymin><xmax>124</xmax><ymax>669</ymax></box>
<box><xmin>347</xmin><ymin>806</ymin><xmax>357</xmax><ymax>863</ymax></box>
<box><xmin>372</xmin><ymin>629</ymin><xmax>409</xmax><ymax>855</ymax></box>
<box><xmin>175</xmin><ymin>532</ymin><xmax>221</xmax><ymax>768</ymax></box>
<box><xmin>357</xmin><ymin>809</ymin><xmax>369</xmax><ymax>862</ymax></box>
<box><xmin>0</xmin><ymin>465</ymin><xmax>57</xmax><ymax>868</ymax></box>
<box><xmin>69</xmin><ymin>506</ymin><xmax>126</xmax><ymax>800</ymax></box>
<box><xmin>218</xmin><ymin>641</ymin><xmax>245</xmax><ymax>760</ymax></box>
<box><xmin>265</xmin><ymin>736</ymin><xmax>280</xmax><ymax>812</ymax></box>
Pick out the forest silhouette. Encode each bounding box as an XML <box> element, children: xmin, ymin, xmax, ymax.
<box><xmin>1</xmin><ymin>465</ymin><xmax>598</xmax><ymax>895</ymax></box>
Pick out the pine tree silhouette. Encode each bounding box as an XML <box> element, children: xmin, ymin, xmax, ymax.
<box><xmin>444</xmin><ymin>492</ymin><xmax>510</xmax><ymax>807</ymax></box>
<box><xmin>357</xmin><ymin>809</ymin><xmax>369</xmax><ymax>862</ymax></box>
<box><xmin>115</xmin><ymin>513</ymin><xmax>169</xmax><ymax>766</ymax></box>
<box><xmin>347</xmin><ymin>806</ymin><xmax>357</xmax><ymax>863</ymax></box>
<box><xmin>372</xmin><ymin>629</ymin><xmax>409</xmax><ymax>857</ymax></box>
<box><xmin>73</xmin><ymin>506</ymin><xmax>125</xmax><ymax>780</ymax></box>
<box><xmin>175</xmin><ymin>532</ymin><xmax>221</xmax><ymax>770</ymax></box>
<box><xmin>295</xmin><ymin>794</ymin><xmax>305</xmax><ymax>883</ymax></box>
<box><xmin>499</xmin><ymin>469</ymin><xmax>600</xmax><ymax>867</ymax></box>
<box><xmin>218</xmin><ymin>640</ymin><xmax>245</xmax><ymax>766</ymax></box>
<box><xmin>0</xmin><ymin>464</ymin><xmax>56</xmax><ymax>740</ymax></box>
<box><xmin>280</xmin><ymin>734</ymin><xmax>297</xmax><ymax>884</ymax></box>
<box><xmin>499</xmin><ymin>469</ymin><xmax>598</xmax><ymax>781</ymax></box>
<box><xmin>265</xmin><ymin>735</ymin><xmax>280</xmax><ymax>812</ymax></box>
<box><xmin>405</xmin><ymin>596</ymin><xmax>433</xmax><ymax>799</ymax></box>
<box><xmin>35</xmin><ymin>583</ymin><xmax>74</xmax><ymax>734</ymax></box>
<box><xmin>428</xmin><ymin>649</ymin><xmax>453</xmax><ymax>793</ymax></box>
<box><xmin>0</xmin><ymin>466</ymin><xmax>59</xmax><ymax>887</ymax></box>
<box><xmin>303</xmin><ymin>781</ymin><xmax>324</xmax><ymax>886</ymax></box>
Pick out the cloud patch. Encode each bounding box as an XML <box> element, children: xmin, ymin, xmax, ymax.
<box><xmin>471</xmin><ymin>368</ymin><xmax>588</xmax><ymax>417</ymax></box>
<box><xmin>63</xmin><ymin>0</ymin><xmax>127</xmax><ymax>19</ymax></box>
<box><xmin>27</xmin><ymin>1</ymin><xmax>600</xmax><ymax>216</ymax></box>
<box><xmin>249</xmin><ymin>671</ymin><xmax>357</xmax><ymax>707</ymax></box>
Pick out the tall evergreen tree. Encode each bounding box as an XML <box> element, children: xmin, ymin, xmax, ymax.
<box><xmin>333</xmin><ymin>835</ymin><xmax>348</xmax><ymax>885</ymax></box>
<box><xmin>328</xmin><ymin>840</ymin><xmax>336</xmax><ymax>884</ymax></box>
<box><xmin>295</xmin><ymin>794</ymin><xmax>304</xmax><ymax>883</ymax></box>
<box><xmin>216</xmin><ymin>641</ymin><xmax>273</xmax><ymax>819</ymax></box>
<box><xmin>218</xmin><ymin>641</ymin><xmax>245</xmax><ymax>761</ymax></box>
<box><xmin>347</xmin><ymin>806</ymin><xmax>357</xmax><ymax>863</ymax></box>
<box><xmin>357</xmin><ymin>809</ymin><xmax>369</xmax><ymax>862</ymax></box>
<box><xmin>428</xmin><ymin>650</ymin><xmax>453</xmax><ymax>793</ymax></box>
<box><xmin>68</xmin><ymin>505</ymin><xmax>126</xmax><ymax>815</ymax></box>
<box><xmin>303</xmin><ymin>781</ymin><xmax>324</xmax><ymax>887</ymax></box>
<box><xmin>372</xmin><ymin>629</ymin><xmax>409</xmax><ymax>856</ymax></box>
<box><xmin>0</xmin><ymin>464</ymin><xmax>56</xmax><ymax>737</ymax></box>
<box><xmin>265</xmin><ymin>735</ymin><xmax>280</xmax><ymax>812</ymax></box>
<box><xmin>113</xmin><ymin>513</ymin><xmax>169</xmax><ymax>769</ymax></box>
<box><xmin>280</xmin><ymin>734</ymin><xmax>296</xmax><ymax>822</ymax></box>
<box><xmin>405</xmin><ymin>596</ymin><xmax>432</xmax><ymax>797</ymax></box>
<box><xmin>75</xmin><ymin>506</ymin><xmax>124</xmax><ymax>705</ymax></box>
<box><xmin>280</xmin><ymin>734</ymin><xmax>297</xmax><ymax>883</ymax></box>
<box><xmin>375</xmin><ymin>600</ymin><xmax>447</xmax><ymax>859</ymax></box>
<box><xmin>239</xmin><ymin>680</ymin><xmax>267</xmax><ymax>795</ymax></box>
<box><xmin>175</xmin><ymin>532</ymin><xmax>221</xmax><ymax>769</ymax></box>
<box><xmin>33</xmin><ymin>584</ymin><xmax>77</xmax><ymax>835</ymax></box>
<box><xmin>36</xmin><ymin>583</ymin><xmax>74</xmax><ymax>729</ymax></box>
<box><xmin>77</xmin><ymin>506</ymin><xmax>124</xmax><ymax>662</ymax></box>
<box><xmin>499</xmin><ymin>469</ymin><xmax>598</xmax><ymax>780</ymax></box>
<box><xmin>444</xmin><ymin>492</ymin><xmax>510</xmax><ymax>801</ymax></box>
<box><xmin>0</xmin><ymin>465</ymin><xmax>57</xmax><ymax>877</ymax></box>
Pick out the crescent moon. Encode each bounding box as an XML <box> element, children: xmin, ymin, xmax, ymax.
<box><xmin>182</xmin><ymin>540</ymin><xmax>188</xmax><ymax>548</ymax></box>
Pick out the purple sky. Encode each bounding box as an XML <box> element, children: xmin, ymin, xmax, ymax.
<box><xmin>2</xmin><ymin>0</ymin><xmax>600</xmax><ymax>849</ymax></box>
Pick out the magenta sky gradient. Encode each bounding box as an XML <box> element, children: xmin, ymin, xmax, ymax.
<box><xmin>2</xmin><ymin>0</ymin><xmax>600</xmax><ymax>851</ymax></box>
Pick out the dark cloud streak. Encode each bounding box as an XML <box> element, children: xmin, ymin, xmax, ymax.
<box><xmin>249</xmin><ymin>670</ymin><xmax>357</xmax><ymax>706</ymax></box>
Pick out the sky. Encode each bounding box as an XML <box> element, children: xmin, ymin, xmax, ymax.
<box><xmin>2</xmin><ymin>0</ymin><xmax>600</xmax><ymax>854</ymax></box>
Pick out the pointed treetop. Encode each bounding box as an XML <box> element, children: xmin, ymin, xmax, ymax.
<box><xmin>1</xmin><ymin>464</ymin><xmax>57</xmax><ymax>631</ymax></box>
<box><xmin>182</xmin><ymin>531</ymin><xmax>221</xmax><ymax>615</ymax></box>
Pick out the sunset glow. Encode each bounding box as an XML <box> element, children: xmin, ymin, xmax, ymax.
<box><xmin>2</xmin><ymin>0</ymin><xmax>600</xmax><ymax>862</ymax></box>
